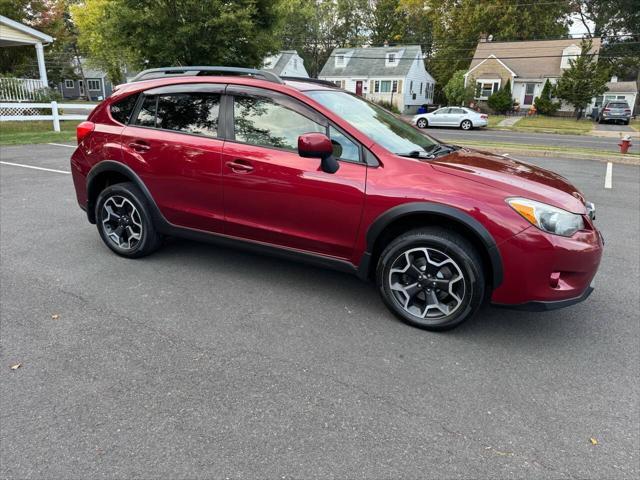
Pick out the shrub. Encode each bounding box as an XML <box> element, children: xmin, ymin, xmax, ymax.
<box><xmin>534</xmin><ymin>79</ymin><xmax>560</xmax><ymax>115</ymax></box>
<box><xmin>487</xmin><ymin>79</ymin><xmax>513</xmax><ymax>114</ymax></box>
<box><xmin>373</xmin><ymin>99</ymin><xmax>401</xmax><ymax>114</ymax></box>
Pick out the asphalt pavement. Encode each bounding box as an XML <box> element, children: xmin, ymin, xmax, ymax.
<box><xmin>1</xmin><ymin>143</ymin><xmax>639</xmax><ymax>478</ymax></box>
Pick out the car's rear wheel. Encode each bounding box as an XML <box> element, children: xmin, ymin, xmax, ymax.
<box><xmin>460</xmin><ymin>119</ymin><xmax>473</xmax><ymax>130</ymax></box>
<box><xmin>95</xmin><ymin>182</ymin><xmax>162</xmax><ymax>258</ymax></box>
<box><xmin>376</xmin><ymin>227</ymin><xmax>485</xmax><ymax>330</ymax></box>
<box><xmin>417</xmin><ymin>118</ymin><xmax>428</xmax><ymax>129</ymax></box>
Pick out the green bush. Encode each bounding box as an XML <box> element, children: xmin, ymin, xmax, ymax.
<box><xmin>487</xmin><ymin>79</ymin><xmax>513</xmax><ymax>114</ymax></box>
<box><xmin>534</xmin><ymin>79</ymin><xmax>560</xmax><ymax>115</ymax></box>
<box><xmin>373</xmin><ymin>99</ymin><xmax>401</xmax><ymax>114</ymax></box>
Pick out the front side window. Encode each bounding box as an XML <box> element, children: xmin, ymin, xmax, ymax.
<box><xmin>306</xmin><ymin>90</ymin><xmax>437</xmax><ymax>155</ymax></box>
<box><xmin>156</xmin><ymin>93</ymin><xmax>220</xmax><ymax>137</ymax></box>
<box><xmin>329</xmin><ymin>126</ymin><xmax>359</xmax><ymax>162</ymax></box>
<box><xmin>233</xmin><ymin>95</ymin><xmax>324</xmax><ymax>151</ymax></box>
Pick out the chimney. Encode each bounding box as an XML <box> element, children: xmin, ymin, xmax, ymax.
<box><xmin>610</xmin><ymin>75</ymin><xmax>618</xmax><ymax>83</ymax></box>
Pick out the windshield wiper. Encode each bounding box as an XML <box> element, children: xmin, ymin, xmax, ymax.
<box><xmin>396</xmin><ymin>150</ymin><xmax>432</xmax><ymax>159</ymax></box>
<box><xmin>427</xmin><ymin>143</ymin><xmax>460</xmax><ymax>157</ymax></box>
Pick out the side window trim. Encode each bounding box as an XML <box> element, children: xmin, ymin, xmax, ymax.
<box><xmin>228</xmin><ymin>86</ymin><xmax>366</xmax><ymax>164</ymax></box>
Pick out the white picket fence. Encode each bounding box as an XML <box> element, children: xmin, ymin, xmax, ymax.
<box><xmin>0</xmin><ymin>78</ymin><xmax>47</xmax><ymax>101</ymax></box>
<box><xmin>0</xmin><ymin>101</ymin><xmax>98</xmax><ymax>131</ymax></box>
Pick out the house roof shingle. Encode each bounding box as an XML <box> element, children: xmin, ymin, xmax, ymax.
<box><xmin>468</xmin><ymin>38</ymin><xmax>602</xmax><ymax>79</ymax></box>
<box><xmin>319</xmin><ymin>45</ymin><xmax>423</xmax><ymax>77</ymax></box>
<box><xmin>606</xmin><ymin>80</ymin><xmax>638</xmax><ymax>93</ymax></box>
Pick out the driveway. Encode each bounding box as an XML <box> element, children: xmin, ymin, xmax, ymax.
<box><xmin>594</xmin><ymin>123</ymin><xmax>635</xmax><ymax>132</ymax></box>
<box><xmin>1</xmin><ymin>144</ymin><xmax>639</xmax><ymax>478</ymax></box>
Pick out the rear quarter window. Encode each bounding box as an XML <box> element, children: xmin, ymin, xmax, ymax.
<box><xmin>110</xmin><ymin>94</ymin><xmax>139</xmax><ymax>124</ymax></box>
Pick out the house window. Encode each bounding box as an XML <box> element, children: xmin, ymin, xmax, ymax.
<box><xmin>64</xmin><ymin>79</ymin><xmax>74</xmax><ymax>89</ymax></box>
<box><xmin>475</xmin><ymin>80</ymin><xmax>500</xmax><ymax>99</ymax></box>
<box><xmin>419</xmin><ymin>83</ymin><xmax>423</xmax><ymax>94</ymax></box>
<box><xmin>336</xmin><ymin>55</ymin><xmax>345</xmax><ymax>67</ymax></box>
<box><xmin>392</xmin><ymin>80</ymin><xmax>398</xmax><ymax>93</ymax></box>
<box><xmin>380</xmin><ymin>81</ymin><xmax>392</xmax><ymax>93</ymax></box>
<box><xmin>410</xmin><ymin>80</ymin><xmax>413</xmax><ymax>92</ymax></box>
<box><xmin>87</xmin><ymin>79</ymin><xmax>101</xmax><ymax>91</ymax></box>
<box><xmin>293</xmin><ymin>58</ymin><xmax>297</xmax><ymax>68</ymax></box>
<box><xmin>386</xmin><ymin>53</ymin><xmax>397</xmax><ymax>66</ymax></box>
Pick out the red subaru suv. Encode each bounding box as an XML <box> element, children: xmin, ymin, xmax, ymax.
<box><xmin>71</xmin><ymin>66</ymin><xmax>603</xmax><ymax>330</ymax></box>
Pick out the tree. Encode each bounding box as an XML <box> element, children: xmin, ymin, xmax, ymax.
<box><xmin>533</xmin><ymin>79</ymin><xmax>560</xmax><ymax>115</ymax></box>
<box><xmin>407</xmin><ymin>0</ymin><xmax>572</xmax><ymax>92</ymax></box>
<box><xmin>487</xmin><ymin>79</ymin><xmax>513</xmax><ymax>113</ymax></box>
<box><xmin>555</xmin><ymin>40</ymin><xmax>609</xmax><ymax>118</ymax></box>
<box><xmin>72</xmin><ymin>0</ymin><xmax>281</xmax><ymax>82</ymax></box>
<box><xmin>443</xmin><ymin>70</ymin><xmax>474</xmax><ymax>105</ymax></box>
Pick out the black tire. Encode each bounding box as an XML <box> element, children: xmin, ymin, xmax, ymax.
<box><xmin>376</xmin><ymin>227</ymin><xmax>485</xmax><ymax>331</ymax></box>
<box><xmin>460</xmin><ymin>119</ymin><xmax>473</xmax><ymax>130</ymax></box>
<box><xmin>95</xmin><ymin>182</ymin><xmax>162</xmax><ymax>258</ymax></box>
<box><xmin>417</xmin><ymin>118</ymin><xmax>428</xmax><ymax>129</ymax></box>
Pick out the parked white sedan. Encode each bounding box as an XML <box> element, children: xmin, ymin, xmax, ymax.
<box><xmin>413</xmin><ymin>107</ymin><xmax>488</xmax><ymax>130</ymax></box>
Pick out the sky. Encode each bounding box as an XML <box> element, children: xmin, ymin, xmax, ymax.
<box><xmin>568</xmin><ymin>13</ymin><xmax>596</xmax><ymax>37</ymax></box>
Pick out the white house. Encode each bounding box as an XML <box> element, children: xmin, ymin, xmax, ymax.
<box><xmin>263</xmin><ymin>50</ymin><xmax>309</xmax><ymax>78</ymax></box>
<box><xmin>591</xmin><ymin>76</ymin><xmax>638</xmax><ymax>113</ymax></box>
<box><xmin>0</xmin><ymin>14</ymin><xmax>53</xmax><ymax>100</ymax></box>
<box><xmin>318</xmin><ymin>45</ymin><xmax>435</xmax><ymax>114</ymax></box>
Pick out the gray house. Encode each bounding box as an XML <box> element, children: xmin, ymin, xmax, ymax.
<box><xmin>262</xmin><ymin>50</ymin><xmax>309</xmax><ymax>78</ymax></box>
<box><xmin>60</xmin><ymin>65</ymin><xmax>113</xmax><ymax>101</ymax></box>
<box><xmin>318</xmin><ymin>45</ymin><xmax>435</xmax><ymax>114</ymax></box>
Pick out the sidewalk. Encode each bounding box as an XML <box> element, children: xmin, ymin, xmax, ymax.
<box><xmin>497</xmin><ymin>116</ymin><xmax>522</xmax><ymax>127</ymax></box>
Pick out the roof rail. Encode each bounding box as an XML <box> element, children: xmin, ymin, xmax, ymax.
<box><xmin>130</xmin><ymin>66</ymin><xmax>283</xmax><ymax>84</ymax></box>
<box><xmin>280</xmin><ymin>76</ymin><xmax>338</xmax><ymax>88</ymax></box>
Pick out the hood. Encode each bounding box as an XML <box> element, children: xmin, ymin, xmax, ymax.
<box><xmin>430</xmin><ymin>149</ymin><xmax>587</xmax><ymax>213</ymax></box>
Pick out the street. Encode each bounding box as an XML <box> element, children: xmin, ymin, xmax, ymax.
<box><xmin>1</xmin><ymin>143</ymin><xmax>639</xmax><ymax>478</ymax></box>
<box><xmin>424</xmin><ymin>126</ymin><xmax>638</xmax><ymax>153</ymax></box>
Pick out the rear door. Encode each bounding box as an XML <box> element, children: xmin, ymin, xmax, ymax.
<box><xmin>429</xmin><ymin>108</ymin><xmax>449</xmax><ymax>126</ymax></box>
<box><xmin>221</xmin><ymin>86</ymin><xmax>367</xmax><ymax>259</ymax></box>
<box><xmin>121</xmin><ymin>83</ymin><xmax>226</xmax><ymax>232</ymax></box>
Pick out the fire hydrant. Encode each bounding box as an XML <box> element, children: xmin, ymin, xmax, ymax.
<box><xmin>619</xmin><ymin>135</ymin><xmax>632</xmax><ymax>154</ymax></box>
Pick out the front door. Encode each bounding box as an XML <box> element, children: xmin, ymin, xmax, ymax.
<box><xmin>78</xmin><ymin>80</ymin><xmax>85</xmax><ymax>97</ymax></box>
<box><xmin>120</xmin><ymin>84</ymin><xmax>226</xmax><ymax>232</ymax></box>
<box><xmin>523</xmin><ymin>83</ymin><xmax>536</xmax><ymax>105</ymax></box>
<box><xmin>355</xmin><ymin>81</ymin><xmax>363</xmax><ymax>96</ymax></box>
<box><xmin>222</xmin><ymin>87</ymin><xmax>366</xmax><ymax>259</ymax></box>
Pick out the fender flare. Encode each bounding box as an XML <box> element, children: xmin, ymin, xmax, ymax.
<box><xmin>86</xmin><ymin>160</ymin><xmax>168</xmax><ymax>227</ymax></box>
<box><xmin>360</xmin><ymin>202</ymin><xmax>503</xmax><ymax>288</ymax></box>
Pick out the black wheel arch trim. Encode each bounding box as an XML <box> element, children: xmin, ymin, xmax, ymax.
<box><xmin>360</xmin><ymin>202</ymin><xmax>503</xmax><ymax>288</ymax></box>
<box><xmin>86</xmin><ymin>160</ymin><xmax>168</xmax><ymax>226</ymax></box>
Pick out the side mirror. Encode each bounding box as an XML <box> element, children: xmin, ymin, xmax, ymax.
<box><xmin>298</xmin><ymin>132</ymin><xmax>339</xmax><ymax>174</ymax></box>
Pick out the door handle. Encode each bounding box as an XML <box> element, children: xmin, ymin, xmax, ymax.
<box><xmin>128</xmin><ymin>141</ymin><xmax>151</xmax><ymax>152</ymax></box>
<box><xmin>226</xmin><ymin>160</ymin><xmax>254</xmax><ymax>173</ymax></box>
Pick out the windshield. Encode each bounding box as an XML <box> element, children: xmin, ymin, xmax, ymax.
<box><xmin>306</xmin><ymin>90</ymin><xmax>438</xmax><ymax>155</ymax></box>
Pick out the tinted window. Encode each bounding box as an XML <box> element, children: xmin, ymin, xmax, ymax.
<box><xmin>234</xmin><ymin>96</ymin><xmax>324</xmax><ymax>151</ymax></box>
<box><xmin>608</xmin><ymin>102</ymin><xmax>628</xmax><ymax>108</ymax></box>
<box><xmin>135</xmin><ymin>95</ymin><xmax>157</xmax><ymax>127</ymax></box>
<box><xmin>156</xmin><ymin>93</ymin><xmax>220</xmax><ymax>137</ymax></box>
<box><xmin>450</xmin><ymin>108</ymin><xmax>465</xmax><ymax>114</ymax></box>
<box><xmin>329</xmin><ymin>126</ymin><xmax>359</xmax><ymax>162</ymax></box>
<box><xmin>110</xmin><ymin>94</ymin><xmax>138</xmax><ymax>124</ymax></box>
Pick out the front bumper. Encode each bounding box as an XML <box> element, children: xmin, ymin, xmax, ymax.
<box><xmin>491</xmin><ymin>223</ymin><xmax>603</xmax><ymax>308</ymax></box>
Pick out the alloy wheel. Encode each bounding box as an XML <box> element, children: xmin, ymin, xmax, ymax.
<box><xmin>101</xmin><ymin>195</ymin><xmax>143</xmax><ymax>250</ymax></box>
<box><xmin>388</xmin><ymin>247</ymin><xmax>466</xmax><ymax>319</ymax></box>
<box><xmin>461</xmin><ymin>120</ymin><xmax>472</xmax><ymax>130</ymax></box>
<box><xmin>417</xmin><ymin>118</ymin><xmax>427</xmax><ymax>128</ymax></box>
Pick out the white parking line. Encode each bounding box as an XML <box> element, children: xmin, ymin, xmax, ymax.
<box><xmin>0</xmin><ymin>161</ymin><xmax>70</xmax><ymax>175</ymax></box>
<box><xmin>604</xmin><ymin>162</ymin><xmax>613</xmax><ymax>189</ymax></box>
<box><xmin>47</xmin><ymin>143</ymin><xmax>76</xmax><ymax>148</ymax></box>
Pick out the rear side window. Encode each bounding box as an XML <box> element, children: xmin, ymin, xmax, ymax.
<box><xmin>110</xmin><ymin>94</ymin><xmax>138</xmax><ymax>124</ymax></box>
<box><xmin>156</xmin><ymin>93</ymin><xmax>220</xmax><ymax>137</ymax></box>
<box><xmin>135</xmin><ymin>96</ymin><xmax>157</xmax><ymax>127</ymax></box>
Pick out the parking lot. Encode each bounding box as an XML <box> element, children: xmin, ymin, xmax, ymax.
<box><xmin>1</xmin><ymin>143</ymin><xmax>639</xmax><ymax>478</ymax></box>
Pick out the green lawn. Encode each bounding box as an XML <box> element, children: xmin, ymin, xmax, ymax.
<box><xmin>630</xmin><ymin>118</ymin><xmax>639</xmax><ymax>132</ymax></box>
<box><xmin>0</xmin><ymin>121</ymin><xmax>79</xmax><ymax>145</ymax></box>
<box><xmin>512</xmin><ymin>115</ymin><xmax>594</xmax><ymax>135</ymax></box>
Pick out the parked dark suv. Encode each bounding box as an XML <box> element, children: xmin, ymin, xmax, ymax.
<box><xmin>598</xmin><ymin>100</ymin><xmax>632</xmax><ymax>124</ymax></box>
<box><xmin>71</xmin><ymin>67</ymin><xmax>603</xmax><ymax>330</ymax></box>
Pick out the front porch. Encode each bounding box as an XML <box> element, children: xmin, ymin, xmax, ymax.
<box><xmin>0</xmin><ymin>14</ymin><xmax>53</xmax><ymax>100</ymax></box>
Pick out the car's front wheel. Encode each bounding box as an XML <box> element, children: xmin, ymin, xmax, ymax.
<box><xmin>95</xmin><ymin>182</ymin><xmax>162</xmax><ymax>258</ymax></box>
<box><xmin>376</xmin><ymin>227</ymin><xmax>485</xmax><ymax>330</ymax></box>
<box><xmin>460</xmin><ymin>119</ymin><xmax>473</xmax><ymax>130</ymax></box>
<box><xmin>416</xmin><ymin>118</ymin><xmax>428</xmax><ymax>129</ymax></box>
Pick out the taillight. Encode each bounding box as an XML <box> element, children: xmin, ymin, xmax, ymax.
<box><xmin>625</xmin><ymin>109</ymin><xmax>631</xmax><ymax>114</ymax></box>
<box><xmin>480</xmin><ymin>114</ymin><xmax>488</xmax><ymax>119</ymax></box>
<box><xmin>603</xmin><ymin>108</ymin><xmax>610</xmax><ymax>112</ymax></box>
<box><xmin>76</xmin><ymin>121</ymin><xmax>95</xmax><ymax>143</ymax></box>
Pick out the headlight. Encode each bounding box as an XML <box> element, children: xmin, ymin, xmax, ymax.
<box><xmin>507</xmin><ymin>197</ymin><xmax>585</xmax><ymax>237</ymax></box>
